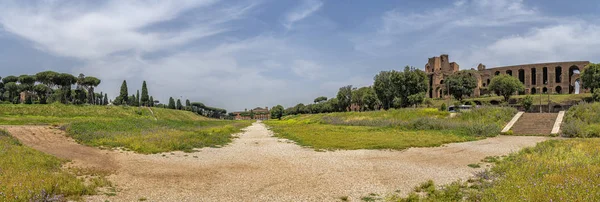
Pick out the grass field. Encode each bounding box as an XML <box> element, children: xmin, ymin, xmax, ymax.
<box><xmin>389</xmin><ymin>139</ymin><xmax>600</xmax><ymax>201</ymax></box>
<box><xmin>0</xmin><ymin>103</ymin><xmax>252</xmax><ymax>154</ymax></box>
<box><xmin>264</xmin><ymin>107</ymin><xmax>516</xmax><ymax>150</ymax></box>
<box><xmin>0</xmin><ymin>129</ymin><xmax>109</xmax><ymax>201</ymax></box>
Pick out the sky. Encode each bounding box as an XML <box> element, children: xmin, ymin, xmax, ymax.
<box><xmin>0</xmin><ymin>0</ymin><xmax>598</xmax><ymax>111</ymax></box>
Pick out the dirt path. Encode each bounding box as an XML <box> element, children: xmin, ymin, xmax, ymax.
<box><xmin>2</xmin><ymin>123</ymin><xmax>550</xmax><ymax>201</ymax></box>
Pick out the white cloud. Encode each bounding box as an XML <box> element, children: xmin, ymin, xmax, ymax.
<box><xmin>291</xmin><ymin>60</ymin><xmax>323</xmax><ymax>80</ymax></box>
<box><xmin>0</xmin><ymin>0</ymin><xmax>239</xmax><ymax>59</ymax></box>
<box><xmin>282</xmin><ymin>0</ymin><xmax>323</xmax><ymax>30</ymax></box>
<box><xmin>457</xmin><ymin>23</ymin><xmax>600</xmax><ymax>68</ymax></box>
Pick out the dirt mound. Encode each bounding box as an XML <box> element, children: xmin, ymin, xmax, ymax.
<box><xmin>2</xmin><ymin>123</ymin><xmax>550</xmax><ymax>201</ymax></box>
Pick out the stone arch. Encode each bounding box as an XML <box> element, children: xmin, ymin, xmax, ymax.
<box><xmin>440</xmin><ymin>80</ymin><xmax>444</xmax><ymax>84</ymax></box>
<box><xmin>543</xmin><ymin>87</ymin><xmax>548</xmax><ymax>94</ymax></box>
<box><xmin>490</xmin><ymin>100</ymin><xmax>500</xmax><ymax>105</ymax></box>
<box><xmin>555</xmin><ymin>66</ymin><xmax>562</xmax><ymax>83</ymax></box>
<box><xmin>518</xmin><ymin>69</ymin><xmax>525</xmax><ymax>84</ymax></box>
<box><xmin>531</xmin><ymin>88</ymin><xmax>537</xmax><ymax>94</ymax></box>
<box><xmin>569</xmin><ymin>65</ymin><xmax>581</xmax><ymax>94</ymax></box>
<box><xmin>487</xmin><ymin>79</ymin><xmax>490</xmax><ymax>85</ymax></box>
<box><xmin>506</xmin><ymin>70</ymin><xmax>513</xmax><ymax>76</ymax></box>
<box><xmin>543</xmin><ymin>67</ymin><xmax>548</xmax><ymax>84</ymax></box>
<box><xmin>495</xmin><ymin>71</ymin><xmax>500</xmax><ymax>76</ymax></box>
<box><xmin>555</xmin><ymin>86</ymin><xmax>562</xmax><ymax>94</ymax></box>
<box><xmin>473</xmin><ymin>100</ymin><xmax>482</xmax><ymax>105</ymax></box>
<box><xmin>530</xmin><ymin>67</ymin><xmax>537</xmax><ymax>85</ymax></box>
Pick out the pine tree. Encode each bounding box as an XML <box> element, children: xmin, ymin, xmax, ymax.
<box><xmin>149</xmin><ymin>96</ymin><xmax>154</xmax><ymax>107</ymax></box>
<box><xmin>99</xmin><ymin>92</ymin><xmax>103</xmax><ymax>105</ymax></box>
<box><xmin>119</xmin><ymin>80</ymin><xmax>128</xmax><ymax>105</ymax></box>
<box><xmin>141</xmin><ymin>81</ymin><xmax>149</xmax><ymax>106</ymax></box>
<box><xmin>176</xmin><ymin>99</ymin><xmax>182</xmax><ymax>110</ymax></box>
<box><xmin>168</xmin><ymin>97</ymin><xmax>176</xmax><ymax>109</ymax></box>
<box><xmin>104</xmin><ymin>93</ymin><xmax>108</xmax><ymax>105</ymax></box>
<box><xmin>136</xmin><ymin>90</ymin><xmax>140</xmax><ymax>106</ymax></box>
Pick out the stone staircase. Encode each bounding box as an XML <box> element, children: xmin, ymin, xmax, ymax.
<box><xmin>510</xmin><ymin>113</ymin><xmax>559</xmax><ymax>135</ymax></box>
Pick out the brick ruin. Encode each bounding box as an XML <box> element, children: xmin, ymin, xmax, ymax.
<box><xmin>425</xmin><ymin>54</ymin><xmax>590</xmax><ymax>99</ymax></box>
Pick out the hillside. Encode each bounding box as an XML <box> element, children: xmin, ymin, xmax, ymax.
<box><xmin>0</xmin><ymin>104</ymin><xmax>251</xmax><ymax>154</ymax></box>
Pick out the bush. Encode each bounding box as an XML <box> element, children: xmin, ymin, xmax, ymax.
<box><xmin>440</xmin><ymin>103</ymin><xmax>447</xmax><ymax>111</ymax></box>
<box><xmin>593</xmin><ymin>90</ymin><xmax>600</xmax><ymax>102</ymax></box>
<box><xmin>521</xmin><ymin>95</ymin><xmax>533</xmax><ymax>111</ymax></box>
<box><xmin>562</xmin><ymin>102</ymin><xmax>600</xmax><ymax>137</ymax></box>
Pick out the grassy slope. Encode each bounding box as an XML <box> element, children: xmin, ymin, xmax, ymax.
<box><xmin>264</xmin><ymin>107</ymin><xmax>516</xmax><ymax>150</ymax></box>
<box><xmin>0</xmin><ymin>129</ymin><xmax>107</xmax><ymax>201</ymax></box>
<box><xmin>0</xmin><ymin>103</ymin><xmax>252</xmax><ymax>154</ymax></box>
<box><xmin>389</xmin><ymin>139</ymin><xmax>600</xmax><ymax>201</ymax></box>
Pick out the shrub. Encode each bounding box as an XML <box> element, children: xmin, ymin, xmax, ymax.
<box><xmin>440</xmin><ymin>103</ymin><xmax>447</xmax><ymax>111</ymax></box>
<box><xmin>521</xmin><ymin>95</ymin><xmax>534</xmax><ymax>111</ymax></box>
<box><xmin>593</xmin><ymin>90</ymin><xmax>600</xmax><ymax>102</ymax></box>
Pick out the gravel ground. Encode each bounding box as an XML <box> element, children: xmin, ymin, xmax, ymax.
<box><xmin>2</xmin><ymin>123</ymin><xmax>550</xmax><ymax>202</ymax></box>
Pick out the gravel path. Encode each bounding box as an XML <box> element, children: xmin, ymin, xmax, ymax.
<box><xmin>2</xmin><ymin>123</ymin><xmax>550</xmax><ymax>201</ymax></box>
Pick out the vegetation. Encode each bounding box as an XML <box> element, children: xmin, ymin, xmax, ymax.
<box><xmin>581</xmin><ymin>63</ymin><xmax>600</xmax><ymax>93</ymax></box>
<box><xmin>0</xmin><ymin>104</ymin><xmax>251</xmax><ymax>153</ymax></box>
<box><xmin>520</xmin><ymin>95</ymin><xmax>534</xmax><ymax>111</ymax></box>
<box><xmin>488</xmin><ymin>74</ymin><xmax>525</xmax><ymax>102</ymax></box>
<box><xmin>562</xmin><ymin>102</ymin><xmax>600</xmax><ymax>137</ymax></box>
<box><xmin>374</xmin><ymin>66</ymin><xmax>428</xmax><ymax>109</ymax></box>
<box><xmin>270</xmin><ymin>105</ymin><xmax>285</xmax><ymax>120</ymax></box>
<box><xmin>390</xmin><ymin>139</ymin><xmax>600</xmax><ymax>201</ymax></box>
<box><xmin>0</xmin><ymin>129</ymin><xmax>109</xmax><ymax>201</ymax></box>
<box><xmin>446</xmin><ymin>70</ymin><xmax>478</xmax><ymax>101</ymax></box>
<box><xmin>264</xmin><ymin>107</ymin><xmax>516</xmax><ymax>150</ymax></box>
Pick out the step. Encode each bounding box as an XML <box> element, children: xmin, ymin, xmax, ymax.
<box><xmin>510</xmin><ymin>113</ymin><xmax>558</xmax><ymax>135</ymax></box>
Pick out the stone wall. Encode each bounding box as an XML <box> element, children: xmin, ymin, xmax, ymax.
<box><xmin>426</xmin><ymin>54</ymin><xmax>590</xmax><ymax>98</ymax></box>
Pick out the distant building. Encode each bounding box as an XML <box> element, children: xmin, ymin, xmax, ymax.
<box><xmin>425</xmin><ymin>54</ymin><xmax>590</xmax><ymax>99</ymax></box>
<box><xmin>232</xmin><ymin>107</ymin><xmax>270</xmax><ymax>120</ymax></box>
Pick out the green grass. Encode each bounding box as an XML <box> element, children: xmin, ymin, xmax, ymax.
<box><xmin>389</xmin><ymin>139</ymin><xmax>600</xmax><ymax>201</ymax></box>
<box><xmin>0</xmin><ymin>129</ymin><xmax>108</xmax><ymax>201</ymax></box>
<box><xmin>0</xmin><ymin>103</ymin><xmax>252</xmax><ymax>154</ymax></box>
<box><xmin>264</xmin><ymin>107</ymin><xmax>516</xmax><ymax>150</ymax></box>
<box><xmin>562</xmin><ymin>102</ymin><xmax>600</xmax><ymax>137</ymax></box>
<box><xmin>429</xmin><ymin>93</ymin><xmax>591</xmax><ymax>107</ymax></box>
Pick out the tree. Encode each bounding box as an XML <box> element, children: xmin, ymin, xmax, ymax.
<box><xmin>363</xmin><ymin>87</ymin><xmax>379</xmax><ymax>110</ymax></box>
<box><xmin>396</xmin><ymin>66</ymin><xmax>428</xmax><ymax>108</ymax></box>
<box><xmin>82</xmin><ymin>76</ymin><xmax>101</xmax><ymax>104</ymax></box>
<box><xmin>35</xmin><ymin>71</ymin><xmax>59</xmax><ymax>88</ymax></box>
<box><xmin>488</xmin><ymin>74</ymin><xmax>525</xmax><ymax>102</ymax></box>
<box><xmin>176</xmin><ymin>99</ymin><xmax>183</xmax><ymax>110</ymax></box>
<box><xmin>314</xmin><ymin>96</ymin><xmax>327</xmax><ymax>103</ymax></box>
<box><xmin>185</xmin><ymin>99</ymin><xmax>191</xmax><ymax>110</ymax></box>
<box><xmin>56</xmin><ymin>73</ymin><xmax>76</xmax><ymax>104</ymax></box>
<box><xmin>104</xmin><ymin>93</ymin><xmax>109</xmax><ymax>105</ymax></box>
<box><xmin>2</xmin><ymin>76</ymin><xmax>18</xmax><ymax>84</ymax></box>
<box><xmin>446</xmin><ymin>70</ymin><xmax>478</xmax><ymax>100</ymax></box>
<box><xmin>33</xmin><ymin>84</ymin><xmax>51</xmax><ymax>104</ymax></box>
<box><xmin>136</xmin><ymin>90</ymin><xmax>140</xmax><ymax>106</ymax></box>
<box><xmin>149</xmin><ymin>96</ymin><xmax>154</xmax><ymax>107</ymax></box>
<box><xmin>521</xmin><ymin>95</ymin><xmax>534</xmax><ymax>111</ymax></box>
<box><xmin>582</xmin><ymin>63</ymin><xmax>600</xmax><ymax>93</ymax></box>
<box><xmin>407</xmin><ymin>92</ymin><xmax>426</xmax><ymax>107</ymax></box>
<box><xmin>373</xmin><ymin>71</ymin><xmax>396</xmax><ymax>110</ymax></box>
<box><xmin>141</xmin><ymin>81</ymin><xmax>149</xmax><ymax>106</ymax></box>
<box><xmin>336</xmin><ymin>85</ymin><xmax>352</xmax><ymax>111</ymax></box>
<box><xmin>4</xmin><ymin>82</ymin><xmax>18</xmax><ymax>103</ymax></box>
<box><xmin>270</xmin><ymin>105</ymin><xmax>285</xmax><ymax>120</ymax></box>
<box><xmin>118</xmin><ymin>80</ymin><xmax>128</xmax><ymax>105</ymax></box>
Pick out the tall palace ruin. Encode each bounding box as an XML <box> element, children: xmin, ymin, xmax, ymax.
<box><xmin>425</xmin><ymin>54</ymin><xmax>590</xmax><ymax>99</ymax></box>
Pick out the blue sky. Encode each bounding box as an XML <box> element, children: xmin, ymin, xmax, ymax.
<box><xmin>0</xmin><ymin>0</ymin><xmax>598</xmax><ymax>111</ymax></box>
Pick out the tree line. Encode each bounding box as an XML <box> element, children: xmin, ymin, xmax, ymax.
<box><xmin>271</xmin><ymin>63</ymin><xmax>600</xmax><ymax>119</ymax></box>
<box><xmin>0</xmin><ymin>71</ymin><xmax>105</xmax><ymax>105</ymax></box>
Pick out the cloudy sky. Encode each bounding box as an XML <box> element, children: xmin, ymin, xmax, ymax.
<box><xmin>0</xmin><ymin>0</ymin><xmax>598</xmax><ymax>111</ymax></box>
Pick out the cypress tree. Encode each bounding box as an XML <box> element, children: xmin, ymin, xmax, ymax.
<box><xmin>176</xmin><ymin>99</ymin><xmax>182</xmax><ymax>110</ymax></box>
<box><xmin>136</xmin><ymin>90</ymin><xmax>140</xmax><ymax>106</ymax></box>
<box><xmin>149</xmin><ymin>96</ymin><xmax>154</xmax><ymax>107</ymax></box>
<box><xmin>168</xmin><ymin>97</ymin><xmax>176</xmax><ymax>109</ymax></box>
<box><xmin>185</xmin><ymin>99</ymin><xmax>191</xmax><ymax>107</ymax></box>
<box><xmin>99</xmin><ymin>91</ymin><xmax>103</xmax><ymax>105</ymax></box>
<box><xmin>119</xmin><ymin>80</ymin><xmax>128</xmax><ymax>105</ymax></box>
<box><xmin>141</xmin><ymin>81</ymin><xmax>149</xmax><ymax>106</ymax></box>
<box><xmin>104</xmin><ymin>93</ymin><xmax>108</xmax><ymax>105</ymax></box>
